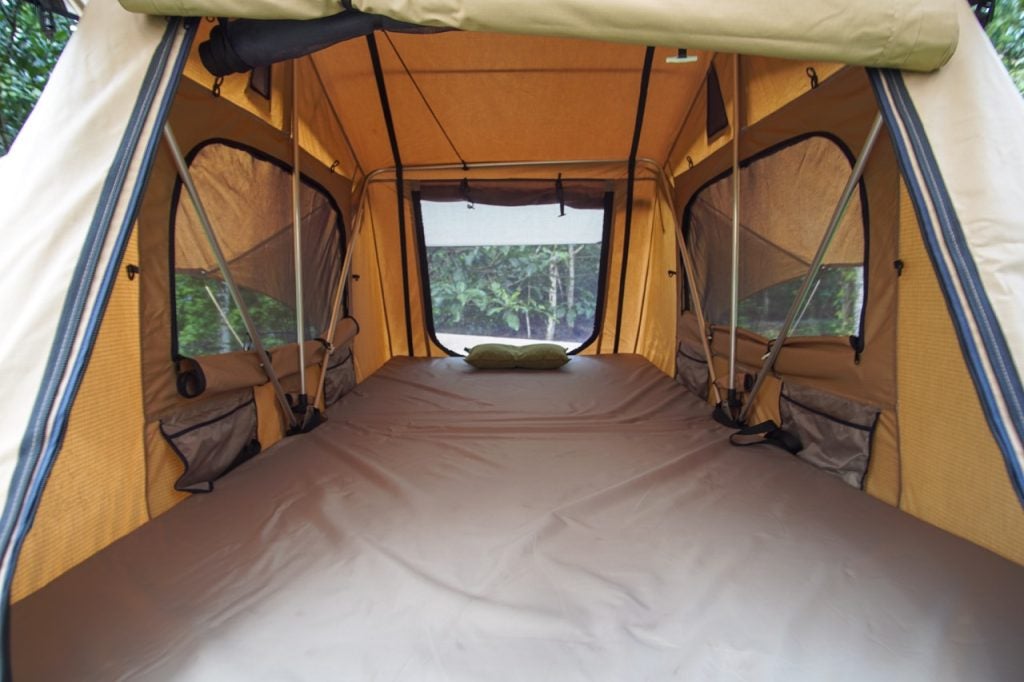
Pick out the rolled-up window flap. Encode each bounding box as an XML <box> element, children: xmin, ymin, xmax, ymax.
<box><xmin>272</xmin><ymin>339</ymin><xmax>329</xmax><ymax>380</ymax></box>
<box><xmin>175</xmin><ymin>351</ymin><xmax>269</xmax><ymax>399</ymax></box>
<box><xmin>331</xmin><ymin>317</ymin><xmax>360</xmax><ymax>350</ymax></box>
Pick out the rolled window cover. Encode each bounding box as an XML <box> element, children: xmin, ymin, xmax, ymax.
<box><xmin>270</xmin><ymin>317</ymin><xmax>360</xmax><ymax>379</ymax></box>
<box><xmin>330</xmin><ymin>316</ymin><xmax>359</xmax><ymax>351</ymax></box>
<box><xmin>175</xmin><ymin>319</ymin><xmax>357</xmax><ymax>398</ymax></box>
<box><xmin>176</xmin><ymin>350</ymin><xmax>268</xmax><ymax>399</ymax></box>
<box><xmin>122</xmin><ymin>0</ymin><xmax>342</xmax><ymax>20</ymax></box>
<box><xmin>119</xmin><ymin>0</ymin><xmax>959</xmax><ymax>72</ymax></box>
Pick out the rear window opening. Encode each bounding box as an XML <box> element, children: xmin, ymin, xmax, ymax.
<box><xmin>414</xmin><ymin>185</ymin><xmax>612</xmax><ymax>355</ymax></box>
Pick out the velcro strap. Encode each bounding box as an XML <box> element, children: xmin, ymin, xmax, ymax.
<box><xmin>730</xmin><ymin>420</ymin><xmax>803</xmax><ymax>454</ymax></box>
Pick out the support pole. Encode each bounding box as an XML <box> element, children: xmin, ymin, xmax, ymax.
<box><xmin>739</xmin><ymin>113</ymin><xmax>884</xmax><ymax>423</ymax></box>
<box><xmin>311</xmin><ymin>191</ymin><xmax>368</xmax><ymax>411</ymax></box>
<box><xmin>673</xmin><ymin>220</ymin><xmax>723</xmax><ymax>406</ymax></box>
<box><xmin>726</xmin><ymin>53</ymin><xmax>741</xmax><ymax>419</ymax></box>
<box><xmin>651</xmin><ymin>166</ymin><xmax>721</xmax><ymax>406</ymax></box>
<box><xmin>291</xmin><ymin>60</ymin><xmax>309</xmax><ymax>412</ymax></box>
<box><xmin>203</xmin><ymin>284</ymin><xmax>246</xmax><ymax>350</ymax></box>
<box><xmin>163</xmin><ymin>124</ymin><xmax>298</xmax><ymax>429</ymax></box>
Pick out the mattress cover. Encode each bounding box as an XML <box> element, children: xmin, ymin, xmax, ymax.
<box><xmin>12</xmin><ymin>355</ymin><xmax>1024</xmax><ymax>680</ymax></box>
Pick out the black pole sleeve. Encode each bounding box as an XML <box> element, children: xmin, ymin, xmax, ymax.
<box><xmin>613</xmin><ymin>46</ymin><xmax>656</xmax><ymax>353</ymax></box>
<box><xmin>367</xmin><ymin>34</ymin><xmax>415</xmax><ymax>357</ymax></box>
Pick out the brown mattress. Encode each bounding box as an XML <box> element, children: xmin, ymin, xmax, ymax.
<box><xmin>12</xmin><ymin>355</ymin><xmax>1024</xmax><ymax>680</ymax></box>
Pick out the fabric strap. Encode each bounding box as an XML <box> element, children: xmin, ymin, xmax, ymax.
<box><xmin>729</xmin><ymin>420</ymin><xmax>803</xmax><ymax>454</ymax></box>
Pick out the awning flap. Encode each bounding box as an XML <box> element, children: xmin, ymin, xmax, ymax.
<box><xmin>119</xmin><ymin>0</ymin><xmax>960</xmax><ymax>72</ymax></box>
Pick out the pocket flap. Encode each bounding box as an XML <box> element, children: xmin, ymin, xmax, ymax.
<box><xmin>780</xmin><ymin>383</ymin><xmax>879</xmax><ymax>489</ymax></box>
<box><xmin>160</xmin><ymin>389</ymin><xmax>260</xmax><ymax>493</ymax></box>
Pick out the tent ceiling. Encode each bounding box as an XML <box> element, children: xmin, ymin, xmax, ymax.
<box><xmin>314</xmin><ymin>34</ymin><xmax>708</xmax><ymax>170</ymax></box>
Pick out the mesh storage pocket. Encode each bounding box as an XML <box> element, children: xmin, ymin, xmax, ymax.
<box><xmin>324</xmin><ymin>351</ymin><xmax>356</xmax><ymax>407</ymax></box>
<box><xmin>780</xmin><ymin>383</ymin><xmax>879</xmax><ymax>489</ymax></box>
<box><xmin>160</xmin><ymin>389</ymin><xmax>261</xmax><ymax>493</ymax></box>
<box><xmin>676</xmin><ymin>344</ymin><xmax>709</xmax><ymax>400</ymax></box>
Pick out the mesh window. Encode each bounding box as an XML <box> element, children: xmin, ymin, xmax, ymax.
<box><xmin>686</xmin><ymin>135</ymin><xmax>866</xmax><ymax>340</ymax></box>
<box><xmin>415</xmin><ymin>181</ymin><xmax>611</xmax><ymax>355</ymax></box>
<box><xmin>172</xmin><ymin>142</ymin><xmax>343</xmax><ymax>357</ymax></box>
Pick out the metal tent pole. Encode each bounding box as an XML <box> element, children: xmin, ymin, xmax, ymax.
<box><xmin>291</xmin><ymin>60</ymin><xmax>309</xmax><ymax>417</ymax></box>
<box><xmin>674</xmin><ymin>219</ymin><xmax>723</xmax><ymax>406</ymax></box>
<box><xmin>651</xmin><ymin>170</ymin><xmax>722</xmax><ymax>404</ymax></box>
<box><xmin>739</xmin><ymin>113</ymin><xmax>884</xmax><ymax>423</ymax></box>
<box><xmin>203</xmin><ymin>284</ymin><xmax>246</xmax><ymax>350</ymax></box>
<box><xmin>311</xmin><ymin>189</ymin><xmax>368</xmax><ymax>411</ymax></box>
<box><xmin>163</xmin><ymin>125</ymin><xmax>298</xmax><ymax>429</ymax></box>
<box><xmin>361</xmin><ymin>157</ymin><xmax>672</xmax><ymax>185</ymax></box>
<box><xmin>726</xmin><ymin>53</ymin><xmax>741</xmax><ymax>419</ymax></box>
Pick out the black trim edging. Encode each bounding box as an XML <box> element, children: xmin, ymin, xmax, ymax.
<box><xmin>613</xmin><ymin>46</ymin><xmax>655</xmax><ymax>354</ymax></box>
<box><xmin>367</xmin><ymin>32</ymin><xmax>414</xmax><ymax>357</ymax></box>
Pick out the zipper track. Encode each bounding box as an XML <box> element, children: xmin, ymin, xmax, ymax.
<box><xmin>869</xmin><ymin>68</ymin><xmax>1024</xmax><ymax>504</ymax></box>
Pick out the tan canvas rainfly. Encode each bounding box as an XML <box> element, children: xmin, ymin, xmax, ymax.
<box><xmin>1</xmin><ymin>0</ymin><xmax>1024</xmax><ymax>678</ymax></box>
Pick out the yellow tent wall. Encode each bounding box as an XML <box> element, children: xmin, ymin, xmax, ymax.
<box><xmin>12</xmin><ymin>27</ymin><xmax>1024</xmax><ymax>606</ymax></box>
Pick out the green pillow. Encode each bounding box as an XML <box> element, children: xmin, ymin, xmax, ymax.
<box><xmin>464</xmin><ymin>343</ymin><xmax>569</xmax><ymax>370</ymax></box>
<box><xmin>515</xmin><ymin>343</ymin><xmax>570</xmax><ymax>369</ymax></box>
<box><xmin>463</xmin><ymin>343</ymin><xmax>518</xmax><ymax>369</ymax></box>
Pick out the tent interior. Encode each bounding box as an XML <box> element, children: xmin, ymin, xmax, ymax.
<box><xmin>4</xmin><ymin>0</ymin><xmax>1024</xmax><ymax>678</ymax></box>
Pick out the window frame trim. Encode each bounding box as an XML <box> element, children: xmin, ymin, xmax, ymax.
<box><xmin>412</xmin><ymin>186</ymin><xmax>615</xmax><ymax>357</ymax></box>
<box><xmin>682</xmin><ymin>131</ymin><xmax>871</xmax><ymax>348</ymax></box>
<box><xmin>168</xmin><ymin>138</ymin><xmax>346</xmax><ymax>361</ymax></box>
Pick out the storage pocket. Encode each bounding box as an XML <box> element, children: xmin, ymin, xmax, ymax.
<box><xmin>780</xmin><ymin>383</ymin><xmax>879</xmax><ymax>489</ymax></box>
<box><xmin>160</xmin><ymin>389</ymin><xmax>261</xmax><ymax>493</ymax></box>
<box><xmin>324</xmin><ymin>350</ymin><xmax>356</xmax><ymax>407</ymax></box>
<box><xmin>676</xmin><ymin>344</ymin><xmax>709</xmax><ymax>400</ymax></box>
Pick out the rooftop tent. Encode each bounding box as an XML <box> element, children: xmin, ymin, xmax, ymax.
<box><xmin>2</xmin><ymin>0</ymin><xmax>1024</xmax><ymax>677</ymax></box>
<box><xmin>122</xmin><ymin>0</ymin><xmax>960</xmax><ymax>70</ymax></box>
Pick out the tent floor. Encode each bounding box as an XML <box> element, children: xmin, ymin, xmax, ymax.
<box><xmin>12</xmin><ymin>355</ymin><xmax>1024</xmax><ymax>680</ymax></box>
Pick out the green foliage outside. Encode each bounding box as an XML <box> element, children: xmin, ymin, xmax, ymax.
<box><xmin>1</xmin><ymin>1</ymin><xmax>1022</xmax><ymax>352</ymax></box>
<box><xmin>427</xmin><ymin>243</ymin><xmax>602</xmax><ymax>343</ymax></box>
<box><xmin>737</xmin><ymin>266</ymin><xmax>863</xmax><ymax>339</ymax></box>
<box><xmin>0</xmin><ymin>1</ymin><xmax>72</xmax><ymax>153</ymax></box>
<box><xmin>175</xmin><ymin>274</ymin><xmax>314</xmax><ymax>357</ymax></box>
<box><xmin>1</xmin><ymin>2</ymin><xmax>1023</xmax><ymax>156</ymax></box>
<box><xmin>986</xmin><ymin>1</ymin><xmax>1024</xmax><ymax>91</ymax></box>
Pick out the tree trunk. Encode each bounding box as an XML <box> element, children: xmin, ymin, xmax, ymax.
<box><xmin>525</xmin><ymin>284</ymin><xmax>532</xmax><ymax>338</ymax></box>
<box><xmin>567</xmin><ymin>245</ymin><xmax>577</xmax><ymax>334</ymax></box>
<box><xmin>219</xmin><ymin>285</ymin><xmax>234</xmax><ymax>352</ymax></box>
<box><xmin>546</xmin><ymin>253</ymin><xmax>558</xmax><ymax>340</ymax></box>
